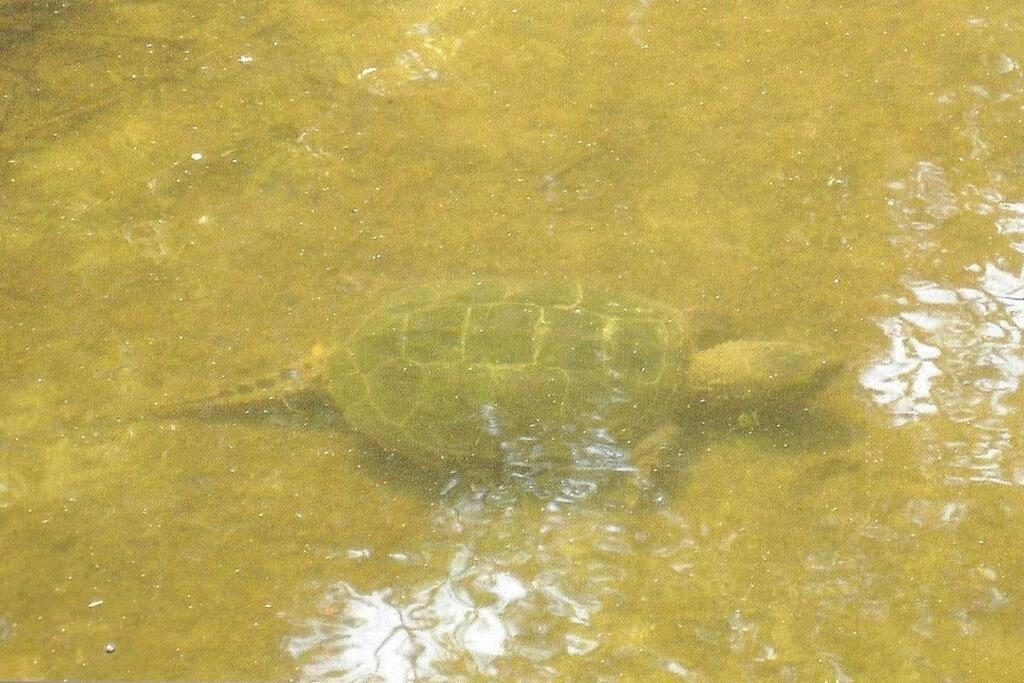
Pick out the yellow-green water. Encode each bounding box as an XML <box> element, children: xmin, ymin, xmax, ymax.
<box><xmin>3</xmin><ymin>0</ymin><xmax>1024</xmax><ymax>679</ymax></box>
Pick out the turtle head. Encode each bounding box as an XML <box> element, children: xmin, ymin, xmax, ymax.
<box><xmin>684</xmin><ymin>340</ymin><xmax>841</xmax><ymax>413</ymax></box>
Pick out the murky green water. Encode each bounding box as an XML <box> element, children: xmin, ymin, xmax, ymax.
<box><xmin>3</xmin><ymin>1</ymin><xmax>1024</xmax><ymax>679</ymax></box>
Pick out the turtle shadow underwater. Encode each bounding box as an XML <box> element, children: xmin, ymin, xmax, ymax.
<box><xmin>131</xmin><ymin>387</ymin><xmax>858</xmax><ymax>511</ymax></box>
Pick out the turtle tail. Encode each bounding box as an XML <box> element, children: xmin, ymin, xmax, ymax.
<box><xmin>144</xmin><ymin>349</ymin><xmax>339</xmax><ymax>425</ymax></box>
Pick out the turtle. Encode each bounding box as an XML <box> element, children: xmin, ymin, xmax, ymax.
<box><xmin>155</xmin><ymin>279</ymin><xmax>840</xmax><ymax>481</ymax></box>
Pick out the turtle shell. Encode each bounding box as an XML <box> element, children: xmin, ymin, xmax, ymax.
<box><xmin>325</xmin><ymin>280</ymin><xmax>697</xmax><ymax>466</ymax></box>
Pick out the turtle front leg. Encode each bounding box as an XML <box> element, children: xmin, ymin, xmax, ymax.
<box><xmin>628</xmin><ymin>423</ymin><xmax>685</xmax><ymax>505</ymax></box>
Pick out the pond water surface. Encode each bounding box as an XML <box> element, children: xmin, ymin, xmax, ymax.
<box><xmin>3</xmin><ymin>1</ymin><xmax>1024</xmax><ymax>679</ymax></box>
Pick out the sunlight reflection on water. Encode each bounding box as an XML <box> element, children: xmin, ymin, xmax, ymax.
<box><xmin>287</xmin><ymin>547</ymin><xmax>527</xmax><ymax>681</ymax></box>
<box><xmin>285</xmin><ymin>489</ymin><xmax>657</xmax><ymax>681</ymax></box>
<box><xmin>863</xmin><ymin>157</ymin><xmax>1024</xmax><ymax>485</ymax></box>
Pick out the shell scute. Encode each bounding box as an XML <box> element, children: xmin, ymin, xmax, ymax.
<box><xmin>606</xmin><ymin>317</ymin><xmax>672</xmax><ymax>385</ymax></box>
<box><xmin>465</xmin><ymin>303</ymin><xmax>542</xmax><ymax>365</ymax></box>
<box><xmin>405</xmin><ymin>304</ymin><xmax>466</xmax><ymax>364</ymax></box>
<box><xmin>535</xmin><ymin>306</ymin><xmax>608</xmax><ymax>370</ymax></box>
<box><xmin>349</xmin><ymin>315</ymin><xmax>406</xmax><ymax>373</ymax></box>
<box><xmin>407</xmin><ymin>365</ymin><xmax>496</xmax><ymax>454</ymax></box>
<box><xmin>365</xmin><ymin>361</ymin><xmax>424</xmax><ymax>424</ymax></box>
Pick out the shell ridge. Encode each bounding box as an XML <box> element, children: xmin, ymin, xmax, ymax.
<box><xmin>459</xmin><ymin>304</ymin><xmax>473</xmax><ymax>361</ymax></box>
<box><xmin>531</xmin><ymin>306</ymin><xmax>549</xmax><ymax>364</ymax></box>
